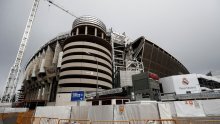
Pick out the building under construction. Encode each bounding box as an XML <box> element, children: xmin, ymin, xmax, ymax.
<box><xmin>18</xmin><ymin>16</ymin><xmax>189</xmax><ymax>106</ymax></box>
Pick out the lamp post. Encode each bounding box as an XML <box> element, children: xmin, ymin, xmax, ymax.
<box><xmin>85</xmin><ymin>52</ymin><xmax>99</xmax><ymax>98</ymax></box>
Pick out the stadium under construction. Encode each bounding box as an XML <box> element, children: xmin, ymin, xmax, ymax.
<box><xmin>11</xmin><ymin>15</ymin><xmax>191</xmax><ymax>107</ymax></box>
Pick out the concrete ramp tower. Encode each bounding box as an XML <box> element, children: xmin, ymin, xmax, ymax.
<box><xmin>57</xmin><ymin>16</ymin><xmax>113</xmax><ymax>102</ymax></box>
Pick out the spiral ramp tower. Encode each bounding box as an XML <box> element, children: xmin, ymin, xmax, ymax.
<box><xmin>56</xmin><ymin>16</ymin><xmax>113</xmax><ymax>104</ymax></box>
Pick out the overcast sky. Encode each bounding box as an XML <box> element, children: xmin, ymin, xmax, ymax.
<box><xmin>0</xmin><ymin>0</ymin><xmax>220</xmax><ymax>96</ymax></box>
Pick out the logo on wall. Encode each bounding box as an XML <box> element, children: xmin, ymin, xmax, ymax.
<box><xmin>119</xmin><ymin>105</ymin><xmax>125</xmax><ymax>114</ymax></box>
<box><xmin>182</xmin><ymin>77</ymin><xmax>189</xmax><ymax>85</ymax></box>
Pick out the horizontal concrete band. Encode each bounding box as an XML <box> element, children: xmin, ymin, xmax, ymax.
<box><xmin>57</xmin><ymin>86</ymin><xmax>111</xmax><ymax>93</ymax></box>
<box><xmin>64</xmin><ymin>41</ymin><xmax>111</xmax><ymax>57</ymax></box>
<box><xmin>63</xmin><ymin>48</ymin><xmax>111</xmax><ymax>62</ymax></box>
<box><xmin>61</xmin><ymin>63</ymin><xmax>112</xmax><ymax>75</ymax></box>
<box><xmin>60</xmin><ymin>70</ymin><xmax>112</xmax><ymax>81</ymax></box>
<box><xmin>59</xmin><ymin>78</ymin><xmax>112</xmax><ymax>88</ymax></box>
<box><xmin>59</xmin><ymin>74</ymin><xmax>112</xmax><ymax>84</ymax></box>
<box><xmin>62</xmin><ymin>52</ymin><xmax>111</xmax><ymax>66</ymax></box>
<box><xmin>62</xmin><ymin>55</ymin><xmax>112</xmax><ymax>70</ymax></box>
<box><xmin>64</xmin><ymin>35</ymin><xmax>112</xmax><ymax>52</ymax></box>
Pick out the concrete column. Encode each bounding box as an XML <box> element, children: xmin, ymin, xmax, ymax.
<box><xmin>76</xmin><ymin>28</ymin><xmax>79</xmax><ymax>35</ymax></box>
<box><xmin>95</xmin><ymin>28</ymin><xmax>97</xmax><ymax>36</ymax></box>
<box><xmin>85</xmin><ymin>26</ymin><xmax>88</xmax><ymax>35</ymax></box>
<box><xmin>52</xmin><ymin>42</ymin><xmax>62</xmax><ymax>65</ymax></box>
<box><xmin>101</xmin><ymin>33</ymin><xmax>104</xmax><ymax>39</ymax></box>
<box><xmin>42</xmin><ymin>87</ymin><xmax>45</xmax><ymax>100</ymax></box>
<box><xmin>44</xmin><ymin>83</ymin><xmax>50</xmax><ymax>101</ymax></box>
<box><xmin>37</xmin><ymin>88</ymin><xmax>41</xmax><ymax>100</ymax></box>
<box><xmin>48</xmin><ymin>83</ymin><xmax>53</xmax><ymax>101</ymax></box>
<box><xmin>39</xmin><ymin>86</ymin><xmax>43</xmax><ymax>100</ymax></box>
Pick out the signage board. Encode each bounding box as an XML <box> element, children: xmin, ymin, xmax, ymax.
<box><xmin>71</xmin><ymin>91</ymin><xmax>85</xmax><ymax>101</ymax></box>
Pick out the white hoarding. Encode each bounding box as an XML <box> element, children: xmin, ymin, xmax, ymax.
<box><xmin>174</xmin><ymin>100</ymin><xmax>205</xmax><ymax>117</ymax></box>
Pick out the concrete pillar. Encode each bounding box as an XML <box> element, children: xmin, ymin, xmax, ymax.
<box><xmin>95</xmin><ymin>28</ymin><xmax>97</xmax><ymax>36</ymax></box>
<box><xmin>48</xmin><ymin>83</ymin><xmax>53</xmax><ymax>101</ymax></box>
<box><xmin>101</xmin><ymin>33</ymin><xmax>104</xmax><ymax>39</ymax></box>
<box><xmin>85</xmin><ymin>26</ymin><xmax>88</xmax><ymax>35</ymax></box>
<box><xmin>39</xmin><ymin>86</ymin><xmax>43</xmax><ymax>100</ymax></box>
<box><xmin>76</xmin><ymin>28</ymin><xmax>79</xmax><ymax>35</ymax></box>
<box><xmin>52</xmin><ymin>42</ymin><xmax>62</xmax><ymax>65</ymax></box>
<box><xmin>37</xmin><ymin>88</ymin><xmax>41</xmax><ymax>100</ymax></box>
<box><xmin>57</xmin><ymin>52</ymin><xmax>63</xmax><ymax>68</ymax></box>
<box><xmin>44</xmin><ymin>46</ymin><xmax>54</xmax><ymax>67</ymax></box>
<box><xmin>41</xmin><ymin>87</ymin><xmax>45</xmax><ymax>100</ymax></box>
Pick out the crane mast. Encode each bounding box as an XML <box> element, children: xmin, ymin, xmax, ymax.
<box><xmin>1</xmin><ymin>0</ymin><xmax>40</xmax><ymax>103</ymax></box>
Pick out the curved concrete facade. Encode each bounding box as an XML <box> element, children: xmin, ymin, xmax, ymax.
<box><xmin>59</xmin><ymin>16</ymin><xmax>112</xmax><ymax>93</ymax></box>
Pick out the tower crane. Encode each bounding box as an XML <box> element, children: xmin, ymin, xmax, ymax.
<box><xmin>1</xmin><ymin>0</ymin><xmax>76</xmax><ymax>103</ymax></box>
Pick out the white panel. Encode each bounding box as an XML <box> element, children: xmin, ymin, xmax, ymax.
<box><xmin>88</xmin><ymin>105</ymin><xmax>114</xmax><ymax>121</ymax></box>
<box><xmin>158</xmin><ymin>102</ymin><xmax>173</xmax><ymax>119</ymax></box>
<box><xmin>201</xmin><ymin>99</ymin><xmax>220</xmax><ymax>116</ymax></box>
<box><xmin>174</xmin><ymin>100</ymin><xmax>205</xmax><ymax>117</ymax></box>
<box><xmin>114</xmin><ymin>103</ymin><xmax>159</xmax><ymax>120</ymax></box>
<box><xmin>71</xmin><ymin>106</ymin><xmax>89</xmax><ymax>120</ymax></box>
<box><xmin>34</xmin><ymin>106</ymin><xmax>71</xmax><ymax>119</ymax></box>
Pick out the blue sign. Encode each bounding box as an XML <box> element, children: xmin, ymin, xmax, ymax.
<box><xmin>71</xmin><ymin>91</ymin><xmax>85</xmax><ymax>101</ymax></box>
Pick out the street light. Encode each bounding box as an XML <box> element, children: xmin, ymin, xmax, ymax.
<box><xmin>85</xmin><ymin>52</ymin><xmax>99</xmax><ymax>98</ymax></box>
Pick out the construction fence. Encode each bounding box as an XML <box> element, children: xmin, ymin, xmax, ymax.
<box><xmin>15</xmin><ymin>117</ymin><xmax>220</xmax><ymax>124</ymax></box>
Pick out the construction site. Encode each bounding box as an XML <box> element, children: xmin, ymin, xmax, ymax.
<box><xmin>1</xmin><ymin>0</ymin><xmax>220</xmax><ymax>124</ymax></box>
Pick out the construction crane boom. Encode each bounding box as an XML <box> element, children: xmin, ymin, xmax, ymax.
<box><xmin>1</xmin><ymin>0</ymin><xmax>40</xmax><ymax>103</ymax></box>
<box><xmin>47</xmin><ymin>0</ymin><xmax>77</xmax><ymax>18</ymax></box>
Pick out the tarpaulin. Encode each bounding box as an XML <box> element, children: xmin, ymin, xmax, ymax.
<box><xmin>114</xmin><ymin>104</ymin><xmax>159</xmax><ymax>120</ymax></box>
<box><xmin>201</xmin><ymin>99</ymin><xmax>220</xmax><ymax>116</ymax></box>
<box><xmin>71</xmin><ymin>106</ymin><xmax>89</xmax><ymax>120</ymax></box>
<box><xmin>88</xmin><ymin>105</ymin><xmax>114</xmax><ymax>121</ymax></box>
<box><xmin>158</xmin><ymin>102</ymin><xmax>176</xmax><ymax>124</ymax></box>
<box><xmin>174</xmin><ymin>100</ymin><xmax>205</xmax><ymax>117</ymax></box>
<box><xmin>34</xmin><ymin>106</ymin><xmax>71</xmax><ymax>119</ymax></box>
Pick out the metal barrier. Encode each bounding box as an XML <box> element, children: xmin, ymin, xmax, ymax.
<box><xmin>58</xmin><ymin>119</ymin><xmax>91</xmax><ymax>124</ymax></box>
<box><xmin>91</xmin><ymin>120</ymin><xmax>130</xmax><ymax>124</ymax></box>
<box><xmin>129</xmin><ymin>119</ymin><xmax>176</xmax><ymax>124</ymax></box>
<box><xmin>20</xmin><ymin>116</ymin><xmax>41</xmax><ymax>124</ymax></box>
<box><xmin>39</xmin><ymin>117</ymin><xmax>59</xmax><ymax>124</ymax></box>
